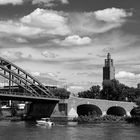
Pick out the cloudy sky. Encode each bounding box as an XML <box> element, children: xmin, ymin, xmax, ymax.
<box><xmin>0</xmin><ymin>0</ymin><xmax>140</xmax><ymax>93</ymax></box>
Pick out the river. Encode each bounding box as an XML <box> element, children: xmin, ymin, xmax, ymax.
<box><xmin>0</xmin><ymin>121</ymin><xmax>140</xmax><ymax>140</ymax></box>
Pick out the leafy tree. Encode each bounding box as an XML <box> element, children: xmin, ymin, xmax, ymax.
<box><xmin>90</xmin><ymin>85</ymin><xmax>101</xmax><ymax>98</ymax></box>
<box><xmin>78</xmin><ymin>85</ymin><xmax>101</xmax><ymax>99</ymax></box>
<box><xmin>78</xmin><ymin>79</ymin><xmax>140</xmax><ymax>102</ymax></box>
<box><xmin>101</xmin><ymin>79</ymin><xmax>140</xmax><ymax>101</ymax></box>
<box><xmin>134</xmin><ymin>89</ymin><xmax>140</xmax><ymax>99</ymax></box>
<box><xmin>51</xmin><ymin>88</ymin><xmax>71</xmax><ymax>99</ymax></box>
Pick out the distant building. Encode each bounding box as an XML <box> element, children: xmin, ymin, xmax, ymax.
<box><xmin>103</xmin><ymin>53</ymin><xmax>115</xmax><ymax>87</ymax></box>
<box><xmin>137</xmin><ymin>83</ymin><xmax>140</xmax><ymax>89</ymax></box>
<box><xmin>103</xmin><ymin>53</ymin><xmax>115</xmax><ymax>80</ymax></box>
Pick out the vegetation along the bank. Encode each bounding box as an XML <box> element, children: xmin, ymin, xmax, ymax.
<box><xmin>73</xmin><ymin>115</ymin><xmax>128</xmax><ymax>123</ymax></box>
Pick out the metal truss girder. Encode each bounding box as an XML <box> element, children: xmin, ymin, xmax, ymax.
<box><xmin>0</xmin><ymin>72</ymin><xmax>37</xmax><ymax>97</ymax></box>
<box><xmin>0</xmin><ymin>65</ymin><xmax>48</xmax><ymax>97</ymax></box>
<box><xmin>0</xmin><ymin>66</ymin><xmax>40</xmax><ymax>96</ymax></box>
<box><xmin>0</xmin><ymin>57</ymin><xmax>54</xmax><ymax>97</ymax></box>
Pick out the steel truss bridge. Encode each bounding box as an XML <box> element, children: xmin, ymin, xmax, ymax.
<box><xmin>0</xmin><ymin>56</ymin><xmax>59</xmax><ymax>102</ymax></box>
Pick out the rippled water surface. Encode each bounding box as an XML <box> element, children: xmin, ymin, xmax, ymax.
<box><xmin>0</xmin><ymin>121</ymin><xmax>140</xmax><ymax>140</ymax></box>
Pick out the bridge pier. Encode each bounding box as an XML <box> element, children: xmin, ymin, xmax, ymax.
<box><xmin>25</xmin><ymin>101</ymin><xmax>58</xmax><ymax>120</ymax></box>
<box><xmin>68</xmin><ymin>107</ymin><xmax>78</xmax><ymax>119</ymax></box>
<box><xmin>102</xmin><ymin>111</ymin><xmax>107</xmax><ymax>116</ymax></box>
<box><xmin>126</xmin><ymin>111</ymin><xmax>131</xmax><ymax>117</ymax></box>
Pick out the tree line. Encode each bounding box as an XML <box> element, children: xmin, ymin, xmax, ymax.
<box><xmin>50</xmin><ymin>79</ymin><xmax>140</xmax><ymax>103</ymax></box>
<box><xmin>78</xmin><ymin>79</ymin><xmax>140</xmax><ymax>102</ymax></box>
<box><xmin>50</xmin><ymin>80</ymin><xmax>140</xmax><ymax>117</ymax></box>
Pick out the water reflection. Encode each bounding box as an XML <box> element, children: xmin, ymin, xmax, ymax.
<box><xmin>0</xmin><ymin>121</ymin><xmax>140</xmax><ymax>140</ymax></box>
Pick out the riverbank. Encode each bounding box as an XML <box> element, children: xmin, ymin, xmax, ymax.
<box><xmin>72</xmin><ymin>115</ymin><xmax>128</xmax><ymax>123</ymax></box>
<box><xmin>0</xmin><ymin>116</ymin><xmax>22</xmax><ymax>121</ymax></box>
<box><xmin>0</xmin><ymin>109</ymin><xmax>140</xmax><ymax>124</ymax></box>
<box><xmin>125</xmin><ymin>116</ymin><xmax>140</xmax><ymax>123</ymax></box>
<box><xmin>0</xmin><ymin>108</ymin><xmax>24</xmax><ymax>121</ymax></box>
<box><xmin>0</xmin><ymin>114</ymin><xmax>127</xmax><ymax>123</ymax></box>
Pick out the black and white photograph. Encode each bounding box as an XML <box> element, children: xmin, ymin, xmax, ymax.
<box><xmin>0</xmin><ymin>0</ymin><xmax>140</xmax><ymax>140</ymax></box>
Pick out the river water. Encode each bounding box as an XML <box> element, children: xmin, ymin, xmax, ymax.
<box><xmin>0</xmin><ymin>121</ymin><xmax>140</xmax><ymax>140</ymax></box>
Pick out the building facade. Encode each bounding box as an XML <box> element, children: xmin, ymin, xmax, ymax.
<box><xmin>103</xmin><ymin>53</ymin><xmax>115</xmax><ymax>87</ymax></box>
<box><xmin>103</xmin><ymin>53</ymin><xmax>115</xmax><ymax>80</ymax></box>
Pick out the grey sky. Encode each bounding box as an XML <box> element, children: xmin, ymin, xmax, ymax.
<box><xmin>0</xmin><ymin>0</ymin><xmax>140</xmax><ymax>92</ymax></box>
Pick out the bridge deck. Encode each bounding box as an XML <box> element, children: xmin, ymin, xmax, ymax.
<box><xmin>0</xmin><ymin>93</ymin><xmax>59</xmax><ymax>103</ymax></box>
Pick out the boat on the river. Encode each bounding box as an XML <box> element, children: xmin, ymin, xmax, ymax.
<box><xmin>36</xmin><ymin>118</ymin><xmax>55</xmax><ymax>127</ymax></box>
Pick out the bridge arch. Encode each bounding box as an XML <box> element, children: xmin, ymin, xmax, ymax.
<box><xmin>107</xmin><ymin>106</ymin><xmax>126</xmax><ymax>116</ymax></box>
<box><xmin>130</xmin><ymin>107</ymin><xmax>140</xmax><ymax>116</ymax></box>
<box><xmin>130</xmin><ymin>108</ymin><xmax>135</xmax><ymax>116</ymax></box>
<box><xmin>77</xmin><ymin>104</ymin><xmax>102</xmax><ymax>117</ymax></box>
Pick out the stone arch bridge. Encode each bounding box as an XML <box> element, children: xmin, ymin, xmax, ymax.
<box><xmin>64</xmin><ymin>97</ymin><xmax>137</xmax><ymax>119</ymax></box>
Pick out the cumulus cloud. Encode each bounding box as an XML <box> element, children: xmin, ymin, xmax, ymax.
<box><xmin>13</xmin><ymin>37</ymin><xmax>28</xmax><ymax>43</ymax></box>
<box><xmin>0</xmin><ymin>20</ymin><xmax>43</xmax><ymax>36</ymax></box>
<box><xmin>32</xmin><ymin>0</ymin><xmax>69</xmax><ymax>6</ymax></box>
<box><xmin>0</xmin><ymin>8</ymin><xmax>70</xmax><ymax>38</ymax></box>
<box><xmin>62</xmin><ymin>35</ymin><xmax>91</xmax><ymax>45</ymax></box>
<box><xmin>54</xmin><ymin>35</ymin><xmax>91</xmax><ymax>46</ymax></box>
<box><xmin>94</xmin><ymin>8</ymin><xmax>132</xmax><ymax>22</ymax></box>
<box><xmin>0</xmin><ymin>8</ymin><xmax>132</xmax><ymax>39</ymax></box>
<box><xmin>31</xmin><ymin>71</ymin><xmax>40</xmax><ymax>76</ymax></box>
<box><xmin>21</xmin><ymin>8</ymin><xmax>70</xmax><ymax>36</ymax></box>
<box><xmin>47</xmin><ymin>72</ymin><xmax>57</xmax><ymax>77</ymax></box>
<box><xmin>115</xmin><ymin>71</ymin><xmax>140</xmax><ymax>78</ymax></box>
<box><xmin>41</xmin><ymin>50</ymin><xmax>58</xmax><ymax>59</ymax></box>
<box><xmin>115</xmin><ymin>71</ymin><xmax>140</xmax><ymax>88</ymax></box>
<box><xmin>61</xmin><ymin>0</ymin><xmax>68</xmax><ymax>4</ymax></box>
<box><xmin>69</xmin><ymin>8</ymin><xmax>132</xmax><ymax>35</ymax></box>
<box><xmin>0</xmin><ymin>0</ymin><xmax>23</xmax><ymax>5</ymax></box>
<box><xmin>31</xmin><ymin>71</ymin><xmax>57</xmax><ymax>79</ymax></box>
<box><xmin>67</xmin><ymin>85</ymin><xmax>85</xmax><ymax>93</ymax></box>
<box><xmin>0</xmin><ymin>50</ymin><xmax>22</xmax><ymax>60</ymax></box>
<box><xmin>30</xmin><ymin>71</ymin><xmax>59</xmax><ymax>86</ymax></box>
<box><xmin>0</xmin><ymin>0</ymin><xmax>69</xmax><ymax>6</ymax></box>
<box><xmin>0</xmin><ymin>48</ymin><xmax>36</xmax><ymax>60</ymax></box>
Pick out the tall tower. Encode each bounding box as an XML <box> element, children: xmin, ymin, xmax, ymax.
<box><xmin>103</xmin><ymin>53</ymin><xmax>115</xmax><ymax>81</ymax></box>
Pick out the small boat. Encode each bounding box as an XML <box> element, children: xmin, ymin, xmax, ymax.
<box><xmin>36</xmin><ymin>118</ymin><xmax>55</xmax><ymax>127</ymax></box>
